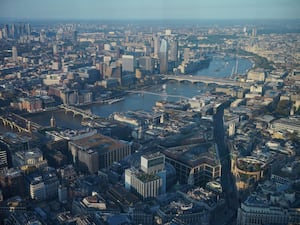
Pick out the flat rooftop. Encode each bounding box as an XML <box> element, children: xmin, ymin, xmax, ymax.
<box><xmin>244</xmin><ymin>194</ymin><xmax>267</xmax><ymax>207</ymax></box>
<box><xmin>163</xmin><ymin>143</ymin><xmax>220</xmax><ymax>167</ymax></box>
<box><xmin>70</xmin><ymin>133</ymin><xmax>128</xmax><ymax>152</ymax></box>
<box><xmin>273</xmin><ymin>117</ymin><xmax>300</xmax><ymax>128</ymax></box>
<box><xmin>142</xmin><ymin>152</ymin><xmax>164</xmax><ymax>160</ymax></box>
<box><xmin>136</xmin><ymin>172</ymin><xmax>160</xmax><ymax>183</ymax></box>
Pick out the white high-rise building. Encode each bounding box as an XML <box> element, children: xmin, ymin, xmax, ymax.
<box><xmin>159</xmin><ymin>39</ymin><xmax>168</xmax><ymax>74</ymax></box>
<box><xmin>125</xmin><ymin>152</ymin><xmax>166</xmax><ymax>199</ymax></box>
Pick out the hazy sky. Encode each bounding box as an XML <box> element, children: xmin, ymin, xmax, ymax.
<box><xmin>0</xmin><ymin>0</ymin><xmax>299</xmax><ymax>20</ymax></box>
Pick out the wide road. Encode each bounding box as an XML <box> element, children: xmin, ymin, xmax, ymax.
<box><xmin>211</xmin><ymin>103</ymin><xmax>239</xmax><ymax>225</ymax></box>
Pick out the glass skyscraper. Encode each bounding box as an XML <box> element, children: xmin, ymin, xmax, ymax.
<box><xmin>159</xmin><ymin>39</ymin><xmax>168</xmax><ymax>74</ymax></box>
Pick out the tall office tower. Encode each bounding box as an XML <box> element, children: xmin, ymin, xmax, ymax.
<box><xmin>144</xmin><ymin>45</ymin><xmax>151</xmax><ymax>56</ymax></box>
<box><xmin>122</xmin><ymin>55</ymin><xmax>135</xmax><ymax>73</ymax></box>
<box><xmin>138</xmin><ymin>56</ymin><xmax>153</xmax><ymax>72</ymax></box>
<box><xmin>159</xmin><ymin>39</ymin><xmax>168</xmax><ymax>74</ymax></box>
<box><xmin>52</xmin><ymin>44</ymin><xmax>58</xmax><ymax>55</ymax></box>
<box><xmin>115</xmin><ymin>46</ymin><xmax>121</xmax><ymax>58</ymax></box>
<box><xmin>40</xmin><ymin>29</ymin><xmax>46</xmax><ymax>42</ymax></box>
<box><xmin>72</xmin><ymin>30</ymin><xmax>78</xmax><ymax>43</ymax></box>
<box><xmin>169</xmin><ymin>38</ymin><xmax>178</xmax><ymax>64</ymax></box>
<box><xmin>184</xmin><ymin>47</ymin><xmax>190</xmax><ymax>62</ymax></box>
<box><xmin>53</xmin><ymin>44</ymin><xmax>58</xmax><ymax>55</ymax></box>
<box><xmin>26</xmin><ymin>23</ymin><xmax>31</xmax><ymax>36</ymax></box>
<box><xmin>1</xmin><ymin>28</ymin><xmax>6</xmax><ymax>39</ymax></box>
<box><xmin>153</xmin><ymin>35</ymin><xmax>160</xmax><ymax>58</ymax></box>
<box><xmin>3</xmin><ymin>24</ymin><xmax>9</xmax><ymax>39</ymax></box>
<box><xmin>18</xmin><ymin>24</ymin><xmax>24</xmax><ymax>37</ymax></box>
<box><xmin>11</xmin><ymin>24</ymin><xmax>17</xmax><ymax>39</ymax></box>
<box><xmin>12</xmin><ymin>46</ymin><xmax>18</xmax><ymax>62</ymax></box>
<box><xmin>252</xmin><ymin>27</ymin><xmax>257</xmax><ymax>37</ymax></box>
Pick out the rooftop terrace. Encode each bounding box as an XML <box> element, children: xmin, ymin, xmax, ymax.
<box><xmin>136</xmin><ymin>172</ymin><xmax>160</xmax><ymax>183</ymax></box>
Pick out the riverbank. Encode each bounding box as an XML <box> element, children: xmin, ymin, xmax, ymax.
<box><xmin>13</xmin><ymin>53</ymin><xmax>254</xmax><ymax>127</ymax></box>
<box><xmin>225</xmin><ymin>48</ymin><xmax>273</xmax><ymax>70</ymax></box>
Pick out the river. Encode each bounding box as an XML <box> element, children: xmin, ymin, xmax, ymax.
<box><xmin>24</xmin><ymin>55</ymin><xmax>253</xmax><ymax>129</ymax></box>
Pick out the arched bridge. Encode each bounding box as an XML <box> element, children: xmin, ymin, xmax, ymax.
<box><xmin>59</xmin><ymin>104</ymin><xmax>99</xmax><ymax>120</ymax></box>
<box><xmin>162</xmin><ymin>75</ymin><xmax>243</xmax><ymax>86</ymax></box>
<box><xmin>0</xmin><ymin>115</ymin><xmax>31</xmax><ymax>133</ymax></box>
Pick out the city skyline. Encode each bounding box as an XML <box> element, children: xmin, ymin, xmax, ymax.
<box><xmin>0</xmin><ymin>6</ymin><xmax>300</xmax><ymax>224</ymax></box>
<box><xmin>0</xmin><ymin>0</ymin><xmax>300</xmax><ymax>21</ymax></box>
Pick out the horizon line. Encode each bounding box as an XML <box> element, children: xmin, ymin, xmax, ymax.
<box><xmin>1</xmin><ymin>17</ymin><xmax>300</xmax><ymax>23</ymax></box>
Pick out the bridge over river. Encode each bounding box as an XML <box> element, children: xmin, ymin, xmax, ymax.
<box><xmin>59</xmin><ymin>104</ymin><xmax>100</xmax><ymax>120</ymax></box>
<box><xmin>125</xmin><ymin>90</ymin><xmax>190</xmax><ymax>100</ymax></box>
<box><xmin>162</xmin><ymin>74</ymin><xmax>244</xmax><ymax>87</ymax></box>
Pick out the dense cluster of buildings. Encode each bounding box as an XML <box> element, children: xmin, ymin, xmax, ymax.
<box><xmin>0</xmin><ymin>20</ymin><xmax>299</xmax><ymax>225</ymax></box>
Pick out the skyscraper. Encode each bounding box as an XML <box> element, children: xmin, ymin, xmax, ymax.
<box><xmin>26</xmin><ymin>23</ymin><xmax>31</xmax><ymax>36</ymax></box>
<box><xmin>12</xmin><ymin>46</ymin><xmax>18</xmax><ymax>62</ymax></box>
<box><xmin>138</xmin><ymin>56</ymin><xmax>153</xmax><ymax>72</ymax></box>
<box><xmin>53</xmin><ymin>44</ymin><xmax>58</xmax><ymax>55</ymax></box>
<box><xmin>11</xmin><ymin>24</ymin><xmax>17</xmax><ymax>39</ymax></box>
<box><xmin>3</xmin><ymin>24</ymin><xmax>9</xmax><ymax>39</ymax></box>
<box><xmin>159</xmin><ymin>39</ymin><xmax>168</xmax><ymax>74</ymax></box>
<box><xmin>72</xmin><ymin>30</ymin><xmax>78</xmax><ymax>43</ymax></box>
<box><xmin>122</xmin><ymin>55</ymin><xmax>135</xmax><ymax>73</ymax></box>
<box><xmin>169</xmin><ymin>38</ymin><xmax>178</xmax><ymax>65</ymax></box>
<box><xmin>153</xmin><ymin>35</ymin><xmax>160</xmax><ymax>58</ymax></box>
<box><xmin>184</xmin><ymin>47</ymin><xmax>190</xmax><ymax>62</ymax></box>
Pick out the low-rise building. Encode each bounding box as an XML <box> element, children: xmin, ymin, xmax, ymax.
<box><xmin>13</xmin><ymin>147</ymin><xmax>47</xmax><ymax>169</ymax></box>
<box><xmin>247</xmin><ymin>69</ymin><xmax>266</xmax><ymax>82</ymax></box>
<box><xmin>231</xmin><ymin>156</ymin><xmax>268</xmax><ymax>191</ymax></box>
<box><xmin>68</xmin><ymin>133</ymin><xmax>131</xmax><ymax>173</ymax></box>
<box><xmin>163</xmin><ymin>143</ymin><xmax>221</xmax><ymax>186</ymax></box>
<box><xmin>271</xmin><ymin>117</ymin><xmax>300</xmax><ymax>137</ymax></box>
<box><xmin>237</xmin><ymin>194</ymin><xmax>300</xmax><ymax>225</ymax></box>
<box><xmin>156</xmin><ymin>193</ymin><xmax>210</xmax><ymax>225</ymax></box>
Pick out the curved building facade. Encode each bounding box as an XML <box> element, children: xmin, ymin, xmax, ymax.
<box><xmin>159</xmin><ymin>39</ymin><xmax>168</xmax><ymax>74</ymax></box>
